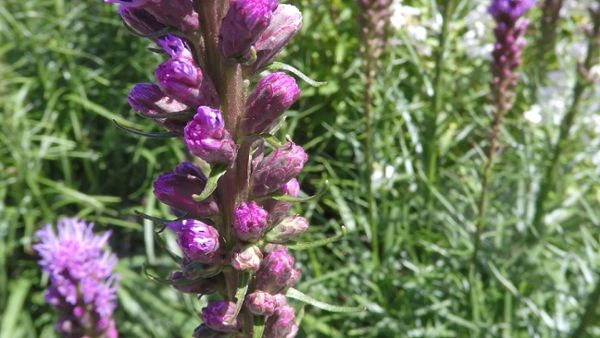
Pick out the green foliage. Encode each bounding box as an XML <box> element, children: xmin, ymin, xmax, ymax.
<box><xmin>1</xmin><ymin>0</ymin><xmax>600</xmax><ymax>337</ymax></box>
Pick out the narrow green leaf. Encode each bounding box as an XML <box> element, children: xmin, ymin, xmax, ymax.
<box><xmin>113</xmin><ymin>120</ymin><xmax>179</xmax><ymax>138</ymax></box>
<box><xmin>192</xmin><ymin>165</ymin><xmax>228</xmax><ymax>202</ymax></box>
<box><xmin>271</xmin><ymin>180</ymin><xmax>329</xmax><ymax>203</ymax></box>
<box><xmin>270</xmin><ymin>62</ymin><xmax>327</xmax><ymax>87</ymax></box>
<box><xmin>0</xmin><ymin>279</ymin><xmax>31</xmax><ymax>338</ymax></box>
<box><xmin>230</xmin><ymin>272</ymin><xmax>251</xmax><ymax>323</ymax></box>
<box><xmin>286</xmin><ymin>287</ymin><xmax>364</xmax><ymax>313</ymax></box>
<box><xmin>286</xmin><ymin>226</ymin><xmax>346</xmax><ymax>250</ymax></box>
<box><xmin>258</xmin><ymin>133</ymin><xmax>285</xmax><ymax>148</ymax></box>
<box><xmin>154</xmin><ymin>232</ymin><xmax>182</xmax><ymax>263</ymax></box>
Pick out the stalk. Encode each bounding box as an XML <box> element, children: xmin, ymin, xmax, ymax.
<box><xmin>531</xmin><ymin>7</ymin><xmax>600</xmax><ymax>237</ymax></box>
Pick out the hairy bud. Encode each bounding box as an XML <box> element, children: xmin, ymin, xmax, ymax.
<box><xmin>201</xmin><ymin>300</ymin><xmax>239</xmax><ymax>332</ymax></box>
<box><xmin>245</xmin><ymin>291</ymin><xmax>278</xmax><ymax>316</ymax></box>
<box><xmin>252</xmin><ymin>144</ymin><xmax>308</xmax><ymax>197</ymax></box>
<box><xmin>231</xmin><ymin>245</ymin><xmax>263</xmax><ymax>272</ymax></box>
<box><xmin>256</xmin><ymin>246</ymin><xmax>296</xmax><ymax>294</ymax></box>
<box><xmin>266</xmin><ymin>215</ymin><xmax>309</xmax><ymax>243</ymax></box>
<box><xmin>184</xmin><ymin>107</ymin><xmax>237</xmax><ymax>165</ymax></box>
<box><xmin>263</xmin><ymin>304</ymin><xmax>298</xmax><ymax>338</ymax></box>
<box><xmin>155</xmin><ymin>57</ymin><xmax>219</xmax><ymax>108</ymax></box>
<box><xmin>233</xmin><ymin>202</ymin><xmax>269</xmax><ymax>242</ymax></box>
<box><xmin>168</xmin><ymin>219</ymin><xmax>220</xmax><ymax>263</ymax></box>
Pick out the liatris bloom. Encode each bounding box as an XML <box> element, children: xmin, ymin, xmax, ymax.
<box><xmin>153</xmin><ymin>161</ymin><xmax>220</xmax><ymax>217</ymax></box>
<box><xmin>34</xmin><ymin>218</ymin><xmax>119</xmax><ymax>338</ymax></box>
<box><xmin>243</xmin><ymin>72</ymin><xmax>301</xmax><ymax>135</ymax></box>
<box><xmin>184</xmin><ymin>107</ymin><xmax>237</xmax><ymax>165</ymax></box>
<box><xmin>357</xmin><ymin>0</ymin><xmax>393</xmax><ymax>63</ymax></box>
<box><xmin>107</xmin><ymin>0</ymin><xmax>322</xmax><ymax>335</ymax></box>
<box><xmin>489</xmin><ymin>0</ymin><xmax>536</xmax><ymax>110</ymax></box>
<box><xmin>233</xmin><ymin>201</ymin><xmax>270</xmax><ymax>242</ymax></box>
<box><xmin>246</xmin><ymin>4</ymin><xmax>303</xmax><ymax>74</ymax></box>
<box><xmin>219</xmin><ymin>0</ymin><xmax>279</xmax><ymax>59</ymax></box>
<box><xmin>252</xmin><ymin>144</ymin><xmax>308</xmax><ymax>197</ymax></box>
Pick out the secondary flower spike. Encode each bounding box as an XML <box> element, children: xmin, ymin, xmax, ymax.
<box><xmin>34</xmin><ymin>218</ymin><xmax>119</xmax><ymax>338</ymax></box>
<box><xmin>247</xmin><ymin>4</ymin><xmax>303</xmax><ymax>74</ymax></box>
<box><xmin>252</xmin><ymin>143</ymin><xmax>308</xmax><ymax>196</ymax></box>
<box><xmin>243</xmin><ymin>72</ymin><xmax>301</xmax><ymax>135</ymax></box>
<box><xmin>184</xmin><ymin>107</ymin><xmax>237</xmax><ymax>165</ymax></box>
<box><xmin>153</xmin><ymin>161</ymin><xmax>220</xmax><ymax>217</ymax></box>
<box><xmin>489</xmin><ymin>0</ymin><xmax>535</xmax><ymax>110</ymax></box>
<box><xmin>219</xmin><ymin>0</ymin><xmax>279</xmax><ymax>59</ymax></box>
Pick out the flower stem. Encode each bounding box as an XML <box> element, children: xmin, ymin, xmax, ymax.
<box><xmin>531</xmin><ymin>9</ymin><xmax>600</xmax><ymax>239</ymax></box>
<box><xmin>363</xmin><ymin>57</ymin><xmax>378</xmax><ymax>266</ymax></box>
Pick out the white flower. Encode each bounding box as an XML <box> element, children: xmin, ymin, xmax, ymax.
<box><xmin>524</xmin><ymin>105</ymin><xmax>543</xmax><ymax>124</ymax></box>
<box><xmin>389</xmin><ymin>1</ymin><xmax>421</xmax><ymax>30</ymax></box>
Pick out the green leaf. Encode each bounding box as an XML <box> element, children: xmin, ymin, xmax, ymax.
<box><xmin>0</xmin><ymin>279</ymin><xmax>31</xmax><ymax>338</ymax></box>
<box><xmin>258</xmin><ymin>133</ymin><xmax>285</xmax><ymax>148</ymax></box>
<box><xmin>230</xmin><ymin>272</ymin><xmax>251</xmax><ymax>323</ymax></box>
<box><xmin>286</xmin><ymin>287</ymin><xmax>365</xmax><ymax>313</ymax></box>
<box><xmin>286</xmin><ymin>226</ymin><xmax>347</xmax><ymax>250</ymax></box>
<box><xmin>143</xmin><ymin>264</ymin><xmax>221</xmax><ymax>285</ymax></box>
<box><xmin>270</xmin><ymin>180</ymin><xmax>329</xmax><ymax>203</ymax></box>
<box><xmin>113</xmin><ymin>120</ymin><xmax>179</xmax><ymax>138</ymax></box>
<box><xmin>270</xmin><ymin>62</ymin><xmax>327</xmax><ymax>87</ymax></box>
<box><xmin>192</xmin><ymin>165</ymin><xmax>229</xmax><ymax>202</ymax></box>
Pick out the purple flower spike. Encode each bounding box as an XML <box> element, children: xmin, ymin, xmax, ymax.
<box><xmin>157</xmin><ymin>35</ymin><xmax>193</xmax><ymax>59</ymax></box>
<box><xmin>219</xmin><ymin>0</ymin><xmax>279</xmax><ymax>59</ymax></box>
<box><xmin>243</xmin><ymin>72</ymin><xmax>301</xmax><ymax>135</ymax></box>
<box><xmin>266</xmin><ymin>215</ymin><xmax>309</xmax><ymax>243</ymax></box>
<box><xmin>249</xmin><ymin>4</ymin><xmax>303</xmax><ymax>74</ymax></box>
<box><xmin>252</xmin><ymin>144</ymin><xmax>308</xmax><ymax>197</ymax></box>
<box><xmin>245</xmin><ymin>291</ymin><xmax>278</xmax><ymax>316</ymax></box>
<box><xmin>34</xmin><ymin>218</ymin><xmax>119</xmax><ymax>338</ymax></box>
<box><xmin>184</xmin><ymin>107</ymin><xmax>237</xmax><ymax>165</ymax></box>
<box><xmin>117</xmin><ymin>7</ymin><xmax>166</xmax><ymax>36</ymax></box>
<box><xmin>153</xmin><ymin>162</ymin><xmax>220</xmax><ymax>217</ymax></box>
<box><xmin>489</xmin><ymin>0</ymin><xmax>536</xmax><ymax>21</ymax></box>
<box><xmin>231</xmin><ymin>245</ymin><xmax>263</xmax><ymax>271</ymax></box>
<box><xmin>155</xmin><ymin>57</ymin><xmax>220</xmax><ymax>108</ymax></box>
<box><xmin>263</xmin><ymin>304</ymin><xmax>298</xmax><ymax>338</ymax></box>
<box><xmin>256</xmin><ymin>246</ymin><xmax>296</xmax><ymax>294</ymax></box>
<box><xmin>233</xmin><ymin>202</ymin><xmax>269</xmax><ymax>242</ymax></box>
<box><xmin>170</xmin><ymin>219</ymin><xmax>220</xmax><ymax>263</ymax></box>
<box><xmin>201</xmin><ymin>300</ymin><xmax>239</xmax><ymax>332</ymax></box>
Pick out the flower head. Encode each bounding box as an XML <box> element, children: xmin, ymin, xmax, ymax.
<box><xmin>184</xmin><ymin>107</ymin><xmax>237</xmax><ymax>164</ymax></box>
<box><xmin>169</xmin><ymin>219</ymin><xmax>221</xmax><ymax>263</ymax></box>
<box><xmin>243</xmin><ymin>72</ymin><xmax>301</xmax><ymax>135</ymax></box>
<box><xmin>245</xmin><ymin>290</ymin><xmax>278</xmax><ymax>316</ymax></box>
<box><xmin>263</xmin><ymin>304</ymin><xmax>298</xmax><ymax>338</ymax></box>
<box><xmin>155</xmin><ymin>57</ymin><xmax>219</xmax><ymax>108</ymax></box>
<box><xmin>233</xmin><ymin>202</ymin><xmax>269</xmax><ymax>242</ymax></box>
<box><xmin>34</xmin><ymin>218</ymin><xmax>119</xmax><ymax>338</ymax></box>
<box><xmin>252</xmin><ymin>144</ymin><xmax>308</xmax><ymax>196</ymax></box>
<box><xmin>153</xmin><ymin>161</ymin><xmax>220</xmax><ymax>217</ymax></box>
<box><xmin>256</xmin><ymin>246</ymin><xmax>298</xmax><ymax>294</ymax></box>
<box><xmin>219</xmin><ymin>0</ymin><xmax>279</xmax><ymax>59</ymax></box>
<box><xmin>201</xmin><ymin>300</ymin><xmax>239</xmax><ymax>332</ymax></box>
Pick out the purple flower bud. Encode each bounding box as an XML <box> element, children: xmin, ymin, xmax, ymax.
<box><xmin>243</xmin><ymin>72</ymin><xmax>301</xmax><ymax>135</ymax></box>
<box><xmin>231</xmin><ymin>245</ymin><xmax>263</xmax><ymax>271</ymax></box>
<box><xmin>266</xmin><ymin>215</ymin><xmax>308</xmax><ymax>243</ymax></box>
<box><xmin>169</xmin><ymin>271</ymin><xmax>221</xmax><ymax>294</ymax></box>
<box><xmin>256</xmin><ymin>246</ymin><xmax>295</xmax><ymax>294</ymax></box>
<box><xmin>263</xmin><ymin>305</ymin><xmax>298</xmax><ymax>338</ymax></box>
<box><xmin>249</xmin><ymin>4</ymin><xmax>303</xmax><ymax>74</ymax></box>
<box><xmin>128</xmin><ymin>83</ymin><xmax>189</xmax><ymax>119</ymax></box>
<box><xmin>201</xmin><ymin>300</ymin><xmax>239</xmax><ymax>332</ymax></box>
<box><xmin>184</xmin><ymin>107</ymin><xmax>237</xmax><ymax>165</ymax></box>
<box><xmin>153</xmin><ymin>162</ymin><xmax>220</xmax><ymax>217</ymax></box>
<box><xmin>219</xmin><ymin>0</ymin><xmax>279</xmax><ymax>59</ymax></box>
<box><xmin>245</xmin><ymin>291</ymin><xmax>278</xmax><ymax>316</ymax></box>
<box><xmin>117</xmin><ymin>7</ymin><xmax>166</xmax><ymax>36</ymax></box>
<box><xmin>252</xmin><ymin>144</ymin><xmax>308</xmax><ymax>197</ymax></box>
<box><xmin>155</xmin><ymin>57</ymin><xmax>220</xmax><ymax>107</ymax></box>
<box><xmin>263</xmin><ymin>178</ymin><xmax>301</xmax><ymax>224</ymax></box>
<box><xmin>169</xmin><ymin>219</ymin><xmax>220</xmax><ymax>263</ymax></box>
<box><xmin>145</xmin><ymin>0</ymin><xmax>199</xmax><ymax>33</ymax></box>
<box><xmin>233</xmin><ymin>202</ymin><xmax>269</xmax><ymax>242</ymax></box>
<box><xmin>157</xmin><ymin>35</ymin><xmax>193</xmax><ymax>59</ymax></box>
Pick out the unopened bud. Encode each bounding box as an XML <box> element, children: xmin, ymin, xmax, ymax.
<box><xmin>263</xmin><ymin>305</ymin><xmax>298</xmax><ymax>338</ymax></box>
<box><xmin>245</xmin><ymin>291</ymin><xmax>277</xmax><ymax>316</ymax></box>
<box><xmin>184</xmin><ymin>107</ymin><xmax>237</xmax><ymax>165</ymax></box>
<box><xmin>168</xmin><ymin>219</ymin><xmax>220</xmax><ymax>263</ymax></box>
<box><xmin>256</xmin><ymin>246</ymin><xmax>295</xmax><ymax>294</ymax></box>
<box><xmin>266</xmin><ymin>215</ymin><xmax>308</xmax><ymax>243</ymax></box>
<box><xmin>231</xmin><ymin>245</ymin><xmax>263</xmax><ymax>272</ymax></box>
<box><xmin>128</xmin><ymin>83</ymin><xmax>189</xmax><ymax>120</ymax></box>
<box><xmin>201</xmin><ymin>300</ymin><xmax>239</xmax><ymax>332</ymax></box>
<box><xmin>155</xmin><ymin>58</ymin><xmax>219</xmax><ymax>108</ymax></box>
<box><xmin>252</xmin><ymin>144</ymin><xmax>308</xmax><ymax>196</ymax></box>
<box><xmin>233</xmin><ymin>202</ymin><xmax>269</xmax><ymax>242</ymax></box>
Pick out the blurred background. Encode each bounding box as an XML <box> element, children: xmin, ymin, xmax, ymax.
<box><xmin>1</xmin><ymin>0</ymin><xmax>600</xmax><ymax>337</ymax></box>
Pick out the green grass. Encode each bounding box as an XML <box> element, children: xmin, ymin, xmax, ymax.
<box><xmin>1</xmin><ymin>0</ymin><xmax>600</xmax><ymax>337</ymax></box>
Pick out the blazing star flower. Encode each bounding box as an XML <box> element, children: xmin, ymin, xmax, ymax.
<box><xmin>34</xmin><ymin>218</ymin><xmax>119</xmax><ymax>338</ymax></box>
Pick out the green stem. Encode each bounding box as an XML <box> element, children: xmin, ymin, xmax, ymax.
<box><xmin>569</xmin><ymin>273</ymin><xmax>600</xmax><ymax>338</ymax></box>
<box><xmin>531</xmin><ymin>8</ymin><xmax>600</xmax><ymax>238</ymax></box>
<box><xmin>423</xmin><ymin>0</ymin><xmax>453</xmax><ymax>189</ymax></box>
<box><xmin>364</xmin><ymin>58</ymin><xmax>378</xmax><ymax>266</ymax></box>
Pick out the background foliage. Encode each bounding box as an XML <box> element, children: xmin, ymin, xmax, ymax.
<box><xmin>1</xmin><ymin>0</ymin><xmax>600</xmax><ymax>337</ymax></box>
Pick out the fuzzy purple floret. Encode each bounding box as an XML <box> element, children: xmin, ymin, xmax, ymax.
<box><xmin>245</xmin><ymin>290</ymin><xmax>278</xmax><ymax>316</ymax></box>
<box><xmin>184</xmin><ymin>107</ymin><xmax>237</xmax><ymax>164</ymax></box>
<box><xmin>252</xmin><ymin>144</ymin><xmax>308</xmax><ymax>197</ymax></box>
<box><xmin>243</xmin><ymin>72</ymin><xmax>301</xmax><ymax>135</ymax></box>
<box><xmin>255</xmin><ymin>246</ymin><xmax>298</xmax><ymax>294</ymax></box>
<box><xmin>201</xmin><ymin>300</ymin><xmax>239</xmax><ymax>332</ymax></box>
<box><xmin>170</xmin><ymin>219</ymin><xmax>220</xmax><ymax>263</ymax></box>
<box><xmin>34</xmin><ymin>218</ymin><xmax>119</xmax><ymax>338</ymax></box>
<box><xmin>219</xmin><ymin>0</ymin><xmax>279</xmax><ymax>59</ymax></box>
<box><xmin>233</xmin><ymin>202</ymin><xmax>270</xmax><ymax>242</ymax></box>
<box><xmin>263</xmin><ymin>304</ymin><xmax>298</xmax><ymax>338</ymax></box>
